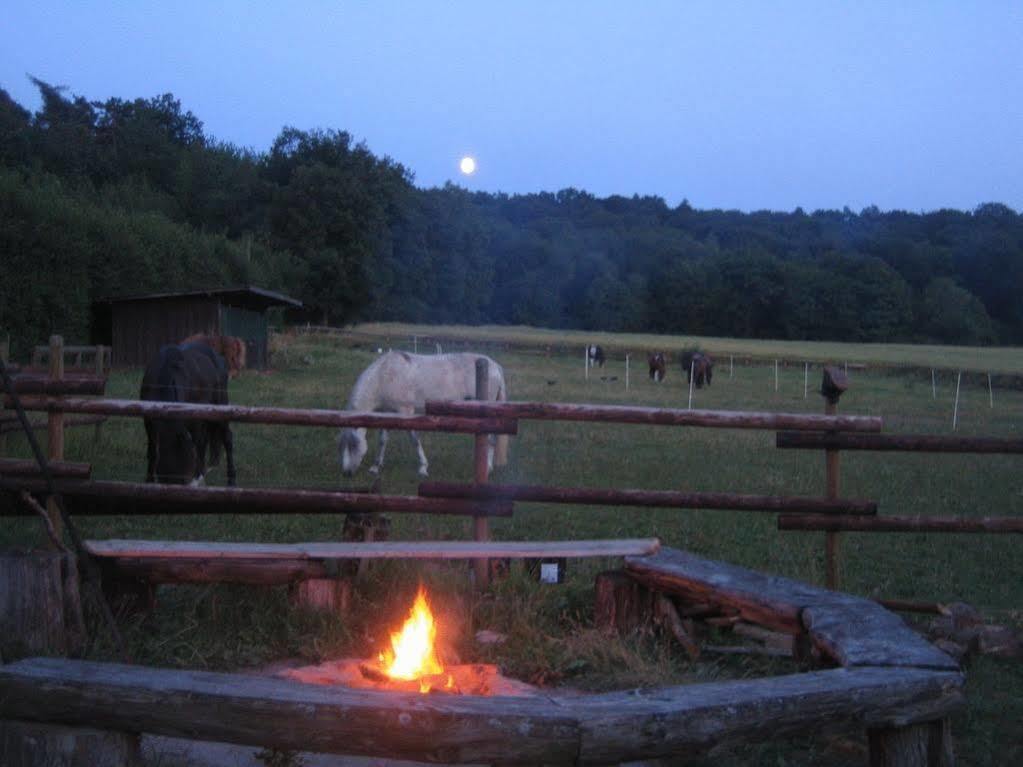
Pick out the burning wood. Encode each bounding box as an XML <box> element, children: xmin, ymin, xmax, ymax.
<box><xmin>279</xmin><ymin>585</ymin><xmax>538</xmax><ymax>696</ymax></box>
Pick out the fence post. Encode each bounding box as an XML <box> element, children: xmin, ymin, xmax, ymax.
<box><xmin>625</xmin><ymin>354</ymin><xmax>630</xmax><ymax>391</ymax></box>
<box><xmin>730</xmin><ymin>354</ymin><xmax>733</xmax><ymax>379</ymax></box>
<box><xmin>803</xmin><ymin>362</ymin><xmax>808</xmax><ymax>399</ymax></box>
<box><xmin>820</xmin><ymin>366</ymin><xmax>848</xmax><ymax>591</ymax></box>
<box><xmin>473</xmin><ymin>358</ymin><xmax>491</xmax><ymax>587</ymax></box>
<box><xmin>584</xmin><ymin>346</ymin><xmax>589</xmax><ymax>380</ymax></box>
<box><xmin>931</xmin><ymin>369</ymin><xmax>936</xmax><ymax>399</ymax></box>
<box><xmin>952</xmin><ymin>372</ymin><xmax>962</xmax><ymax>431</ymax></box>
<box><xmin>774</xmin><ymin>360</ymin><xmax>779</xmax><ymax>392</ymax></box>
<box><xmin>688</xmin><ymin>360</ymin><xmax>695</xmax><ymax>409</ymax></box>
<box><xmin>988</xmin><ymin>373</ymin><xmax>993</xmax><ymax>409</ymax></box>
<box><xmin>0</xmin><ymin>335</ymin><xmax>8</xmax><ymax>455</ymax></box>
<box><xmin>47</xmin><ymin>335</ymin><xmax>65</xmax><ymax>546</ymax></box>
<box><xmin>93</xmin><ymin>345</ymin><xmax>105</xmax><ymax>446</ymax></box>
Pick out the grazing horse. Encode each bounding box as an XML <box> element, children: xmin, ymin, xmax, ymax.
<box><xmin>587</xmin><ymin>344</ymin><xmax>605</xmax><ymax>368</ymax></box>
<box><xmin>338</xmin><ymin>351</ymin><xmax>509</xmax><ymax>478</ymax></box>
<box><xmin>141</xmin><ymin>343</ymin><xmax>236</xmax><ymax>486</ymax></box>
<box><xmin>681</xmin><ymin>350</ymin><xmax>714</xmax><ymax>389</ymax></box>
<box><xmin>181</xmin><ymin>333</ymin><xmax>247</xmax><ymax>378</ymax></box>
<box><xmin>648</xmin><ymin>352</ymin><xmax>667</xmax><ymax>382</ymax></box>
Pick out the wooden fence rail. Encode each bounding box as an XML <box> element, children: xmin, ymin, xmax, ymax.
<box><xmin>0</xmin><ymin>478</ymin><xmax>512</xmax><ymax>518</ymax></box>
<box><xmin>426</xmin><ymin>400</ymin><xmax>883</xmax><ymax>432</ymax></box>
<box><xmin>777</xmin><ymin>431</ymin><xmax>1023</xmax><ymax>454</ymax></box>
<box><xmin>5</xmin><ymin>396</ymin><xmax>517</xmax><ymax>435</ymax></box>
<box><xmin>420</xmin><ymin>481</ymin><xmax>877</xmax><ymax>515</ymax></box>
<box><xmin>778</xmin><ymin>514</ymin><xmax>1023</xmax><ymax>534</ymax></box>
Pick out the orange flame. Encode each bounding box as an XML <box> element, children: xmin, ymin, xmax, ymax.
<box><xmin>379</xmin><ymin>586</ymin><xmax>444</xmax><ymax>682</ymax></box>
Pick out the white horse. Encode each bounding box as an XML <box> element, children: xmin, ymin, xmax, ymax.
<box><xmin>338</xmin><ymin>351</ymin><xmax>509</xmax><ymax>478</ymax></box>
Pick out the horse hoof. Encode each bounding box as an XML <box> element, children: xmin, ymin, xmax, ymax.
<box><xmin>418</xmin><ymin>467</ymin><xmax>429</xmax><ymax>478</ymax></box>
<box><xmin>368</xmin><ymin>465</ymin><xmax>381</xmax><ymax>475</ymax></box>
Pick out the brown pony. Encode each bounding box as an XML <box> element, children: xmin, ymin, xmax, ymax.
<box><xmin>681</xmin><ymin>350</ymin><xmax>714</xmax><ymax>388</ymax></box>
<box><xmin>648</xmin><ymin>352</ymin><xmax>667</xmax><ymax>382</ymax></box>
<box><xmin>181</xmin><ymin>334</ymin><xmax>247</xmax><ymax>377</ymax></box>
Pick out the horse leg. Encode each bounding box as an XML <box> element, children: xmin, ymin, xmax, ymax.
<box><xmin>409</xmin><ymin>430</ymin><xmax>429</xmax><ymax>477</ymax></box>
<box><xmin>370</xmin><ymin>429</ymin><xmax>388</xmax><ymax>475</ymax></box>
<box><xmin>191</xmin><ymin>424</ymin><xmax>208</xmax><ymax>486</ymax></box>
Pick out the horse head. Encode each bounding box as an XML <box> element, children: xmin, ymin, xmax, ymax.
<box><xmin>338</xmin><ymin>427</ymin><xmax>369</xmax><ymax>476</ymax></box>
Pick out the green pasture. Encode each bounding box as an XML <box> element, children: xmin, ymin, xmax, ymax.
<box><xmin>2</xmin><ymin>330</ymin><xmax>1021</xmax><ymax>765</ymax></box>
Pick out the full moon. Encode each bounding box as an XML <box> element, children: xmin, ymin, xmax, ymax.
<box><xmin>459</xmin><ymin>156</ymin><xmax>476</xmax><ymax>175</ymax></box>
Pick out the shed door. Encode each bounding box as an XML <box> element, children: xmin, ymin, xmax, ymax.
<box><xmin>220</xmin><ymin>306</ymin><xmax>267</xmax><ymax>370</ymax></box>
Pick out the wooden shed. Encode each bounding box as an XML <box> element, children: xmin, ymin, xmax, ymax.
<box><xmin>93</xmin><ymin>287</ymin><xmax>302</xmax><ymax>370</ymax></box>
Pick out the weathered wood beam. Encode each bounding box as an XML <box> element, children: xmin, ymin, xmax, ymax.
<box><xmin>777</xmin><ymin>430</ymin><xmax>1023</xmax><ymax>454</ymax></box>
<box><xmin>779</xmin><ymin>514</ymin><xmax>1023</xmax><ymax>534</ymax></box>
<box><xmin>426</xmin><ymin>400</ymin><xmax>883</xmax><ymax>432</ymax></box>
<box><xmin>5</xmin><ymin>397</ymin><xmax>518</xmax><ymax>435</ymax></box>
<box><xmin>625</xmin><ymin>548</ymin><xmax>958</xmax><ymax>671</ymax></box>
<box><xmin>0</xmin><ymin>458</ymin><xmax>91</xmax><ymax>480</ymax></box>
<box><xmin>421</xmin><ymin>481</ymin><xmax>877</xmax><ymax>515</ymax></box>
<box><xmin>0</xmin><ymin>478</ymin><xmax>512</xmax><ymax>518</ymax></box>
<box><xmin>0</xmin><ymin>658</ymin><xmax>964</xmax><ymax>765</ymax></box>
<box><xmin>100</xmin><ymin>557</ymin><xmax>330</xmax><ymax>585</ymax></box>
<box><xmin>86</xmin><ymin>538</ymin><xmax>662</xmax><ymax>561</ymax></box>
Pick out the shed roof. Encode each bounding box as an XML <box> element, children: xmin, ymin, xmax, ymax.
<box><xmin>97</xmin><ymin>286</ymin><xmax>302</xmax><ymax>312</ymax></box>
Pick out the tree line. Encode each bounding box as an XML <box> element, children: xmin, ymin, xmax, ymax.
<box><xmin>1</xmin><ymin>79</ymin><xmax>1020</xmax><ymax>357</ymax></box>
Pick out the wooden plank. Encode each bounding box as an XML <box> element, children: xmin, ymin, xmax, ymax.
<box><xmin>420</xmin><ymin>481</ymin><xmax>877</xmax><ymax>515</ymax></box>
<box><xmin>6</xmin><ymin>397</ymin><xmax>518</xmax><ymax>435</ymax></box>
<box><xmin>574</xmin><ymin>666</ymin><xmax>964</xmax><ymax>765</ymax></box>
<box><xmin>625</xmin><ymin>548</ymin><xmax>958</xmax><ymax>670</ymax></box>
<box><xmin>802</xmin><ymin>603</ymin><xmax>959</xmax><ymax>671</ymax></box>
<box><xmin>778</xmin><ymin>430</ymin><xmax>1023</xmax><ymax>454</ymax></box>
<box><xmin>425</xmin><ymin>400</ymin><xmax>883</xmax><ymax>432</ymax></box>
<box><xmin>0</xmin><ymin>458</ymin><xmax>91</xmax><ymax>479</ymax></box>
<box><xmin>0</xmin><ymin>478</ymin><xmax>512</xmax><ymax>518</ymax></box>
<box><xmin>0</xmin><ymin>659</ymin><xmax>964</xmax><ymax>765</ymax></box>
<box><xmin>101</xmin><ymin>557</ymin><xmax>330</xmax><ymax>585</ymax></box>
<box><xmin>86</xmin><ymin>538</ymin><xmax>662</xmax><ymax>561</ymax></box>
<box><xmin>0</xmin><ymin>658</ymin><xmax>579</xmax><ymax>765</ymax></box>
<box><xmin>779</xmin><ymin>514</ymin><xmax>1023</xmax><ymax>534</ymax></box>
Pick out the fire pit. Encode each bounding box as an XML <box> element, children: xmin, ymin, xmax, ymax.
<box><xmin>280</xmin><ymin>585</ymin><xmax>539</xmax><ymax>697</ymax></box>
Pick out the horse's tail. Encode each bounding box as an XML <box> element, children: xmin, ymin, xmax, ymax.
<box><xmin>494</xmin><ymin>369</ymin><xmax>509</xmax><ymax>467</ymax></box>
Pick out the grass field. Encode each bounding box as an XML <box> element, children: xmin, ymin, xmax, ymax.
<box><xmin>3</xmin><ymin>327</ymin><xmax>1021</xmax><ymax>765</ymax></box>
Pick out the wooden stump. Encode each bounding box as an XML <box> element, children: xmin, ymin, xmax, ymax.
<box><xmin>0</xmin><ymin>720</ymin><xmax>140</xmax><ymax>767</ymax></box>
<box><xmin>595</xmin><ymin>570</ymin><xmax>653</xmax><ymax>635</ymax></box>
<box><xmin>868</xmin><ymin>718</ymin><xmax>954</xmax><ymax>767</ymax></box>
<box><xmin>0</xmin><ymin>551</ymin><xmax>83</xmax><ymax>660</ymax></box>
<box><xmin>289</xmin><ymin>578</ymin><xmax>352</xmax><ymax>614</ymax></box>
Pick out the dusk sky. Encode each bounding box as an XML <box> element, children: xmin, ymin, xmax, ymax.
<box><xmin>3</xmin><ymin>1</ymin><xmax>1021</xmax><ymax>212</ymax></box>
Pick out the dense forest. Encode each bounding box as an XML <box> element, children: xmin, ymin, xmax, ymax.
<box><xmin>2</xmin><ymin>80</ymin><xmax>1021</xmax><ymax>357</ymax></box>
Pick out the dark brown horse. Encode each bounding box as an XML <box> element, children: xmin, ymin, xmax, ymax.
<box><xmin>141</xmin><ymin>343</ymin><xmax>236</xmax><ymax>486</ymax></box>
<box><xmin>681</xmin><ymin>350</ymin><xmax>714</xmax><ymax>388</ymax></box>
<box><xmin>648</xmin><ymin>352</ymin><xmax>667</xmax><ymax>382</ymax></box>
<box><xmin>181</xmin><ymin>333</ymin><xmax>247</xmax><ymax>378</ymax></box>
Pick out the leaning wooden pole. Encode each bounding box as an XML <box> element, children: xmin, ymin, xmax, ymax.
<box><xmin>46</xmin><ymin>335</ymin><xmax>65</xmax><ymax>546</ymax></box>
<box><xmin>473</xmin><ymin>357</ymin><xmax>491</xmax><ymax>587</ymax></box>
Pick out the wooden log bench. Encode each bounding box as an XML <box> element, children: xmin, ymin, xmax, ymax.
<box><xmin>0</xmin><ymin>657</ymin><xmax>963</xmax><ymax>766</ymax></box>
<box><xmin>615</xmin><ymin>547</ymin><xmax>962</xmax><ymax>764</ymax></box>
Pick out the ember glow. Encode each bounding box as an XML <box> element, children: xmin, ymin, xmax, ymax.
<box><xmin>378</xmin><ymin>586</ymin><xmax>444</xmax><ymax>683</ymax></box>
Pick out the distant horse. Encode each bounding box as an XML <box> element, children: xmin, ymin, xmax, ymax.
<box><xmin>681</xmin><ymin>350</ymin><xmax>714</xmax><ymax>389</ymax></box>
<box><xmin>648</xmin><ymin>352</ymin><xmax>667</xmax><ymax>382</ymax></box>
<box><xmin>141</xmin><ymin>342</ymin><xmax>236</xmax><ymax>486</ymax></box>
<box><xmin>181</xmin><ymin>333</ymin><xmax>247</xmax><ymax>378</ymax></box>
<box><xmin>587</xmin><ymin>345</ymin><xmax>605</xmax><ymax>368</ymax></box>
<box><xmin>338</xmin><ymin>351</ymin><xmax>509</xmax><ymax>478</ymax></box>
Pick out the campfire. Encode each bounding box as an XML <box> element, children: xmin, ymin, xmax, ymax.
<box><xmin>280</xmin><ymin>585</ymin><xmax>536</xmax><ymax>697</ymax></box>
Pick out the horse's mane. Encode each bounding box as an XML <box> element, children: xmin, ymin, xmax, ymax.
<box><xmin>181</xmin><ymin>333</ymin><xmax>246</xmax><ymax>377</ymax></box>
